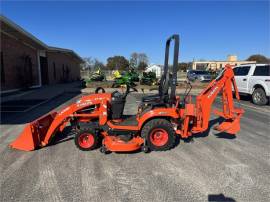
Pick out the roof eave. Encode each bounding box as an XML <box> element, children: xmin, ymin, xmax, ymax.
<box><xmin>48</xmin><ymin>46</ymin><xmax>84</xmax><ymax>63</ymax></box>
<box><xmin>0</xmin><ymin>15</ymin><xmax>48</xmax><ymax>49</ymax></box>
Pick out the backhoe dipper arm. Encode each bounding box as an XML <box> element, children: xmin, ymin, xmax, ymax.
<box><xmin>191</xmin><ymin>65</ymin><xmax>243</xmax><ymax>134</ymax></box>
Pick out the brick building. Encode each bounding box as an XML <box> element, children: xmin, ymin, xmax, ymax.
<box><xmin>192</xmin><ymin>55</ymin><xmax>256</xmax><ymax>71</ymax></box>
<box><xmin>0</xmin><ymin>15</ymin><xmax>83</xmax><ymax>93</ymax></box>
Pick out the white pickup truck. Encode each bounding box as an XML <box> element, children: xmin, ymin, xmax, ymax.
<box><xmin>233</xmin><ymin>64</ymin><xmax>270</xmax><ymax>105</ymax></box>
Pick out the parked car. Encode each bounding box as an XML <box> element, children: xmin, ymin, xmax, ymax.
<box><xmin>233</xmin><ymin>64</ymin><xmax>270</xmax><ymax>105</ymax></box>
<box><xmin>187</xmin><ymin>70</ymin><xmax>212</xmax><ymax>82</ymax></box>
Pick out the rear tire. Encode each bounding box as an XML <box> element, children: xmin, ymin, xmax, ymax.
<box><xmin>252</xmin><ymin>88</ymin><xmax>267</xmax><ymax>105</ymax></box>
<box><xmin>74</xmin><ymin>129</ymin><xmax>100</xmax><ymax>151</ymax></box>
<box><xmin>141</xmin><ymin>119</ymin><xmax>175</xmax><ymax>151</ymax></box>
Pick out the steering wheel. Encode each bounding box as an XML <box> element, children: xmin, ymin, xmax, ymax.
<box><xmin>95</xmin><ymin>87</ymin><xmax>105</xmax><ymax>94</ymax></box>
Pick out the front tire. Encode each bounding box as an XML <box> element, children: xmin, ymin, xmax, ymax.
<box><xmin>74</xmin><ymin>129</ymin><xmax>100</xmax><ymax>151</ymax></box>
<box><xmin>252</xmin><ymin>88</ymin><xmax>267</xmax><ymax>105</ymax></box>
<box><xmin>141</xmin><ymin>119</ymin><xmax>175</xmax><ymax>151</ymax></box>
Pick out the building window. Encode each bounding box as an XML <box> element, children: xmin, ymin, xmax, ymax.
<box><xmin>1</xmin><ymin>51</ymin><xmax>5</xmax><ymax>84</ymax></box>
<box><xmin>53</xmin><ymin>62</ymin><xmax>56</xmax><ymax>80</ymax></box>
<box><xmin>220</xmin><ymin>64</ymin><xmax>222</xmax><ymax>69</ymax></box>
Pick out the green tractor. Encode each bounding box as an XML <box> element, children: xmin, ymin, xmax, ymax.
<box><xmin>112</xmin><ymin>68</ymin><xmax>139</xmax><ymax>88</ymax></box>
<box><xmin>140</xmin><ymin>71</ymin><xmax>158</xmax><ymax>86</ymax></box>
<box><xmin>127</xmin><ymin>68</ymin><xmax>140</xmax><ymax>82</ymax></box>
<box><xmin>89</xmin><ymin>68</ymin><xmax>106</xmax><ymax>82</ymax></box>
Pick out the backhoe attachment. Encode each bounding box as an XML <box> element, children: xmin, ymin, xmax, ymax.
<box><xmin>192</xmin><ymin>64</ymin><xmax>244</xmax><ymax>135</ymax></box>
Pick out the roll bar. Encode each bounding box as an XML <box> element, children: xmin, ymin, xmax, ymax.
<box><xmin>159</xmin><ymin>34</ymin><xmax>180</xmax><ymax>103</ymax></box>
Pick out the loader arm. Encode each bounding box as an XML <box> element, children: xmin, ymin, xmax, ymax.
<box><xmin>191</xmin><ymin>65</ymin><xmax>244</xmax><ymax>134</ymax></box>
<box><xmin>10</xmin><ymin>94</ymin><xmax>110</xmax><ymax>151</ymax></box>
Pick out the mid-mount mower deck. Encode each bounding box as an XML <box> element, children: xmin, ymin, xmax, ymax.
<box><xmin>10</xmin><ymin>34</ymin><xmax>244</xmax><ymax>153</ymax></box>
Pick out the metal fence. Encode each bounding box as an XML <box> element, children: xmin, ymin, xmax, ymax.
<box><xmin>80</xmin><ymin>70</ymin><xmax>187</xmax><ymax>81</ymax></box>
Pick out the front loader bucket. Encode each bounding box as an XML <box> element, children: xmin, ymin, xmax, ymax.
<box><xmin>10</xmin><ymin>112</ymin><xmax>57</xmax><ymax>151</ymax></box>
<box><xmin>214</xmin><ymin>108</ymin><xmax>244</xmax><ymax>135</ymax></box>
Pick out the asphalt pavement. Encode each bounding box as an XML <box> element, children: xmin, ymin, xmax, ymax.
<box><xmin>0</xmin><ymin>93</ymin><xmax>269</xmax><ymax>202</ymax></box>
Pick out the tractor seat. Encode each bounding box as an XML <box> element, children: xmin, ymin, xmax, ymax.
<box><xmin>111</xmin><ymin>91</ymin><xmax>126</xmax><ymax>119</ymax></box>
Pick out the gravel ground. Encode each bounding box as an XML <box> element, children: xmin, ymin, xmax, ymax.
<box><xmin>0</xmin><ymin>93</ymin><xmax>269</xmax><ymax>202</ymax></box>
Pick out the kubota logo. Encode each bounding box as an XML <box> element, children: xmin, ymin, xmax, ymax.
<box><xmin>76</xmin><ymin>101</ymin><xmax>92</xmax><ymax>107</ymax></box>
<box><xmin>207</xmin><ymin>86</ymin><xmax>218</xmax><ymax>99</ymax></box>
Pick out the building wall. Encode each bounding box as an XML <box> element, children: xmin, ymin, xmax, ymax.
<box><xmin>192</xmin><ymin>61</ymin><xmax>256</xmax><ymax>70</ymax></box>
<box><xmin>0</xmin><ymin>31</ymin><xmax>81</xmax><ymax>92</ymax></box>
<box><xmin>146</xmin><ymin>65</ymin><xmax>162</xmax><ymax>77</ymax></box>
<box><xmin>1</xmin><ymin>32</ymin><xmax>40</xmax><ymax>91</ymax></box>
<box><xmin>46</xmin><ymin>52</ymin><xmax>81</xmax><ymax>84</ymax></box>
<box><xmin>227</xmin><ymin>55</ymin><xmax>237</xmax><ymax>62</ymax></box>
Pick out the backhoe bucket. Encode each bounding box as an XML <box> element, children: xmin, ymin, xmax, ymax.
<box><xmin>10</xmin><ymin>112</ymin><xmax>57</xmax><ymax>151</ymax></box>
<box><xmin>214</xmin><ymin>118</ymin><xmax>240</xmax><ymax>134</ymax></box>
<box><xmin>214</xmin><ymin>109</ymin><xmax>244</xmax><ymax>135</ymax></box>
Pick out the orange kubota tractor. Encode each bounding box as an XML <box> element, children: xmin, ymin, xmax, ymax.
<box><xmin>10</xmin><ymin>34</ymin><xmax>244</xmax><ymax>153</ymax></box>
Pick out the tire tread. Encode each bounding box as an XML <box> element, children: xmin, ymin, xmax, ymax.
<box><xmin>74</xmin><ymin>128</ymin><xmax>100</xmax><ymax>151</ymax></box>
<box><xmin>141</xmin><ymin>118</ymin><xmax>175</xmax><ymax>151</ymax></box>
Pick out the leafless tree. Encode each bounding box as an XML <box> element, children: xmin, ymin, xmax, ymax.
<box><xmin>130</xmin><ymin>52</ymin><xmax>139</xmax><ymax>68</ymax></box>
<box><xmin>130</xmin><ymin>52</ymin><xmax>149</xmax><ymax>69</ymax></box>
